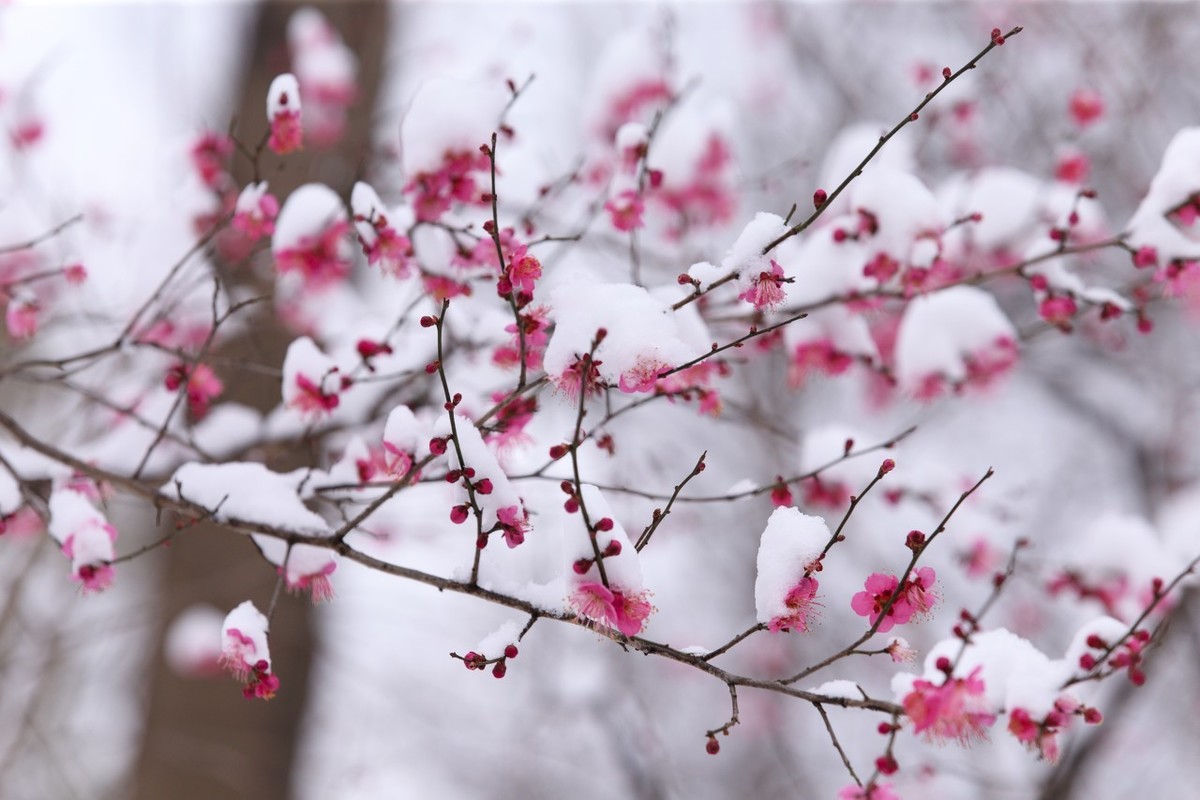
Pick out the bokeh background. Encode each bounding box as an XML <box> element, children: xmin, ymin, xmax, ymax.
<box><xmin>2</xmin><ymin>2</ymin><xmax>1200</xmax><ymax>799</ymax></box>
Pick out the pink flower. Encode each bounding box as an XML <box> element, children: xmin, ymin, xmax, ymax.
<box><xmin>362</xmin><ymin>223</ymin><xmax>414</xmax><ymax>279</ymax></box>
<box><xmin>600</xmin><ymin>78</ymin><xmax>673</xmax><ymax>139</ymax></box>
<box><xmin>902</xmin><ymin>666</ymin><xmax>996</xmax><ymax>745</ymax></box>
<box><xmin>767</xmin><ymin>576</ymin><xmax>821</xmax><ymax>633</ymax></box>
<box><xmin>803</xmin><ymin>476</ymin><xmax>850</xmax><ymax>509</ymax></box>
<box><xmin>885</xmin><ymin>637</ymin><xmax>917</xmax><ymax>664</ymax></box>
<box><xmin>961</xmin><ymin>537</ymin><xmax>1002</xmax><ymax>578</ymax></box>
<box><xmin>285</xmin><ymin>560</ymin><xmax>337</xmax><ymax>603</ymax></box>
<box><xmin>61</xmin><ymin>520</ymin><xmax>118</xmax><ymax>593</ymax></box>
<box><xmin>381</xmin><ymin>441</ymin><xmax>414</xmax><ymax>480</ymax></box>
<box><xmin>1008</xmin><ymin>706</ymin><xmax>1065</xmax><ymax>762</ymax></box>
<box><xmin>221</xmin><ymin>601</ymin><xmax>279</xmax><ymax>700</ymax></box>
<box><xmin>405</xmin><ymin>149</ymin><xmax>490</xmax><ymax>222</ymax></box>
<box><xmin>485</xmin><ymin>393</ymin><xmax>537</xmax><ymax>451</ymax></box>
<box><xmin>496</xmin><ymin>504</ymin><xmax>530</xmax><ymax>549</ymax></box>
<box><xmin>570</xmin><ymin>580</ymin><xmax>652</xmax><ymax>636</ymax></box>
<box><xmin>243</xmin><ymin>662</ymin><xmax>281</xmax><ymax>700</ymax></box>
<box><xmin>11</xmin><ymin>118</ymin><xmax>45</xmax><ymax>151</ymax></box>
<box><xmin>232</xmin><ymin>188</ymin><xmax>280</xmax><ymax>241</ymax></box>
<box><xmin>963</xmin><ymin>336</ymin><xmax>1018</xmax><ymax>388</ymax></box>
<box><xmin>619</xmin><ymin>356</ymin><xmax>671</xmax><ymax>394</ymax></box>
<box><xmin>275</xmin><ymin>220</ymin><xmax>352</xmax><ymax>288</ymax></box>
<box><xmin>165</xmin><ymin>362</ymin><xmax>224</xmax><ymax>419</ymax></box>
<box><xmin>269</xmin><ymin>109</ymin><xmax>303</xmax><ymax>156</ymax></box>
<box><xmin>852</xmin><ymin>572</ymin><xmax>903</xmax><ymax>631</ymax></box>
<box><xmin>738</xmin><ymin>259</ymin><xmax>788</xmax><ymax>311</ymax></box>
<box><xmin>571</xmin><ymin>581</ymin><xmax>616</xmax><ymax>623</ymax></box>
<box><xmin>1133</xmin><ymin>246</ymin><xmax>1158</xmax><ymax>269</ymax></box>
<box><xmin>863</xmin><ymin>252</ymin><xmax>900</xmax><ymax>284</ymax></box>
<box><xmin>851</xmin><ymin>568</ymin><xmax>937</xmax><ymax>632</ymax></box>
<box><xmin>64</xmin><ymin>263</ymin><xmax>88</xmax><ymax>285</ymax></box>
<box><xmin>505</xmin><ymin>245</ymin><xmax>542</xmax><ymax>296</ymax></box>
<box><xmin>190</xmin><ymin>131</ymin><xmax>233</xmax><ymax>189</ymax></box>
<box><xmin>1068</xmin><ymin>88</ymin><xmax>1105</xmax><ymax>128</ymax></box>
<box><xmin>837</xmin><ymin>783</ymin><xmax>901</xmax><ymax>800</ymax></box>
<box><xmin>789</xmin><ymin>339</ymin><xmax>854</xmax><ymax>387</ymax></box>
<box><xmin>1</xmin><ymin>506</ymin><xmax>44</xmax><ymax>539</ymax></box>
<box><xmin>554</xmin><ymin>354</ymin><xmax>605</xmax><ymax>401</ymax></box>
<box><xmin>289</xmin><ymin>372</ymin><xmax>341</xmax><ymax>418</ymax></box>
<box><xmin>604</xmin><ymin>189</ymin><xmax>645</xmax><ymax>232</ymax></box>
<box><xmin>900</xmin><ymin>566</ymin><xmax>938</xmax><ymax>614</ymax></box>
<box><xmin>1055</xmin><ymin>151</ymin><xmax>1090</xmax><ymax>184</ymax></box>
<box><xmin>5</xmin><ymin>296</ymin><xmax>38</xmax><ymax>340</ymax></box>
<box><xmin>493</xmin><ymin>307</ymin><xmax>549</xmax><ymax>372</ymax></box>
<box><xmin>422</xmin><ymin>274</ymin><xmax>473</xmax><ymax>303</ymax></box>
<box><xmin>1039</xmin><ymin>294</ymin><xmax>1078</xmax><ymax>329</ymax></box>
<box><xmin>221</xmin><ymin>628</ymin><xmax>259</xmax><ymax>681</ymax></box>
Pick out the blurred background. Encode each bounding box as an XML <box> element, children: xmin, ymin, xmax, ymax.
<box><xmin>2</xmin><ymin>2</ymin><xmax>1200</xmax><ymax>799</ymax></box>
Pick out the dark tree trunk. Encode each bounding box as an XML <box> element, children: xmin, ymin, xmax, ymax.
<box><xmin>131</xmin><ymin>4</ymin><xmax>389</xmax><ymax>798</ymax></box>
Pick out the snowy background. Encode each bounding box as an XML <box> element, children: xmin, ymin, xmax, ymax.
<box><xmin>2</xmin><ymin>3</ymin><xmax>1200</xmax><ymax>800</ymax></box>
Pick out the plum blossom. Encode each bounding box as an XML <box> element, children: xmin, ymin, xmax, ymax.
<box><xmin>496</xmin><ymin>504</ymin><xmax>530</xmax><ymax>548</ymax></box>
<box><xmin>405</xmin><ymin>149</ymin><xmax>490</xmax><ymax>222</ymax></box>
<box><xmin>351</xmin><ymin>182</ymin><xmax>414</xmax><ymax>279</ymax></box>
<box><xmin>282</xmin><ymin>337</ymin><xmax>344</xmax><ymax>419</ymax></box>
<box><xmin>5</xmin><ymin>294</ymin><xmax>38</xmax><ymax>340</ymax></box>
<box><xmin>885</xmin><ymin>637</ymin><xmax>917</xmax><ymax>664</ymax></box>
<box><xmin>382</xmin><ymin>405</ymin><xmax>422</xmax><ymax>479</ymax></box>
<box><xmin>503</xmin><ymin>244</ymin><xmax>542</xmax><ymax>296</ymax></box>
<box><xmin>654</xmin><ymin>129</ymin><xmax>737</xmax><ymax>235</ymax></box>
<box><xmin>1038</xmin><ymin>294</ymin><xmax>1078</xmax><ymax>329</ymax></box>
<box><xmin>604</xmin><ymin>189</ymin><xmax>645</xmax><ymax>232</ymax></box>
<box><xmin>902</xmin><ymin>666</ymin><xmax>996</xmax><ymax>745</ymax></box>
<box><xmin>220</xmin><ymin>601</ymin><xmax>280</xmax><ymax>700</ymax></box>
<box><xmin>165</xmin><ymin>362</ymin><xmax>224</xmax><ymax>419</ymax></box>
<box><xmin>267</xmin><ymin>73</ymin><xmax>303</xmax><ymax>155</ymax></box>
<box><xmin>738</xmin><ymin>259</ymin><xmax>788</xmax><ymax>311</ymax></box>
<box><xmin>755</xmin><ymin>508</ymin><xmax>829</xmax><ymax>633</ymax></box>
<box><xmin>569</xmin><ymin>580</ymin><xmax>652</xmax><ymax>637</ymax></box>
<box><xmin>232</xmin><ymin>182</ymin><xmax>279</xmax><ymax>241</ymax></box>
<box><xmin>789</xmin><ymin>339</ymin><xmax>854</xmax><ymax>386</ymax></box>
<box><xmin>48</xmin><ymin>489</ymin><xmax>118</xmax><ymax>593</ymax></box>
<box><xmin>618</xmin><ymin>355</ymin><xmax>672</xmax><ymax>394</ymax></box>
<box><xmin>272</xmin><ymin>184</ymin><xmax>353</xmax><ymax>288</ymax></box>
<box><xmin>851</xmin><ymin>567</ymin><xmax>938</xmax><ymax>632</ymax></box>
<box><xmin>493</xmin><ymin>307</ymin><xmax>549</xmax><ymax>372</ymax></box>
<box><xmin>766</xmin><ymin>576</ymin><xmax>821</xmax><ymax>633</ymax></box>
<box><xmin>190</xmin><ymin>130</ymin><xmax>233</xmax><ymax>189</ymax></box>
<box><xmin>285</xmin><ymin>556</ymin><xmax>337</xmax><ymax>603</ymax></box>
<box><xmin>1069</xmin><ymin>88</ymin><xmax>1105</xmax><ymax>128</ymax></box>
<box><xmin>1007</xmin><ymin>697</ymin><xmax>1100</xmax><ymax>762</ymax></box>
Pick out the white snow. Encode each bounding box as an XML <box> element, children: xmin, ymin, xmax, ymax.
<box><xmin>808</xmin><ymin>679</ymin><xmax>863</xmax><ymax>700</ymax></box>
<box><xmin>400</xmin><ymin>78</ymin><xmax>506</xmax><ymax>176</ymax></box>
<box><xmin>894</xmin><ymin>285</ymin><xmax>1017</xmax><ymax>391</ymax></box>
<box><xmin>754</xmin><ymin>507</ymin><xmax>830</xmax><ymax>625</ymax></box>
<box><xmin>720</xmin><ymin>212</ymin><xmax>789</xmax><ymax>297</ymax></box>
<box><xmin>163</xmin><ymin>461</ymin><xmax>328</xmax><ymax>534</ymax></box>
<box><xmin>221</xmin><ymin>600</ymin><xmax>272</xmax><ymax>670</ymax></box>
<box><xmin>543</xmin><ymin>278</ymin><xmax>698</xmax><ymax>390</ymax></box>
<box><xmin>267</xmin><ymin>73</ymin><xmax>301</xmax><ymax>119</ymax></box>
<box><xmin>272</xmin><ymin>183</ymin><xmax>347</xmax><ymax>253</ymax></box>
